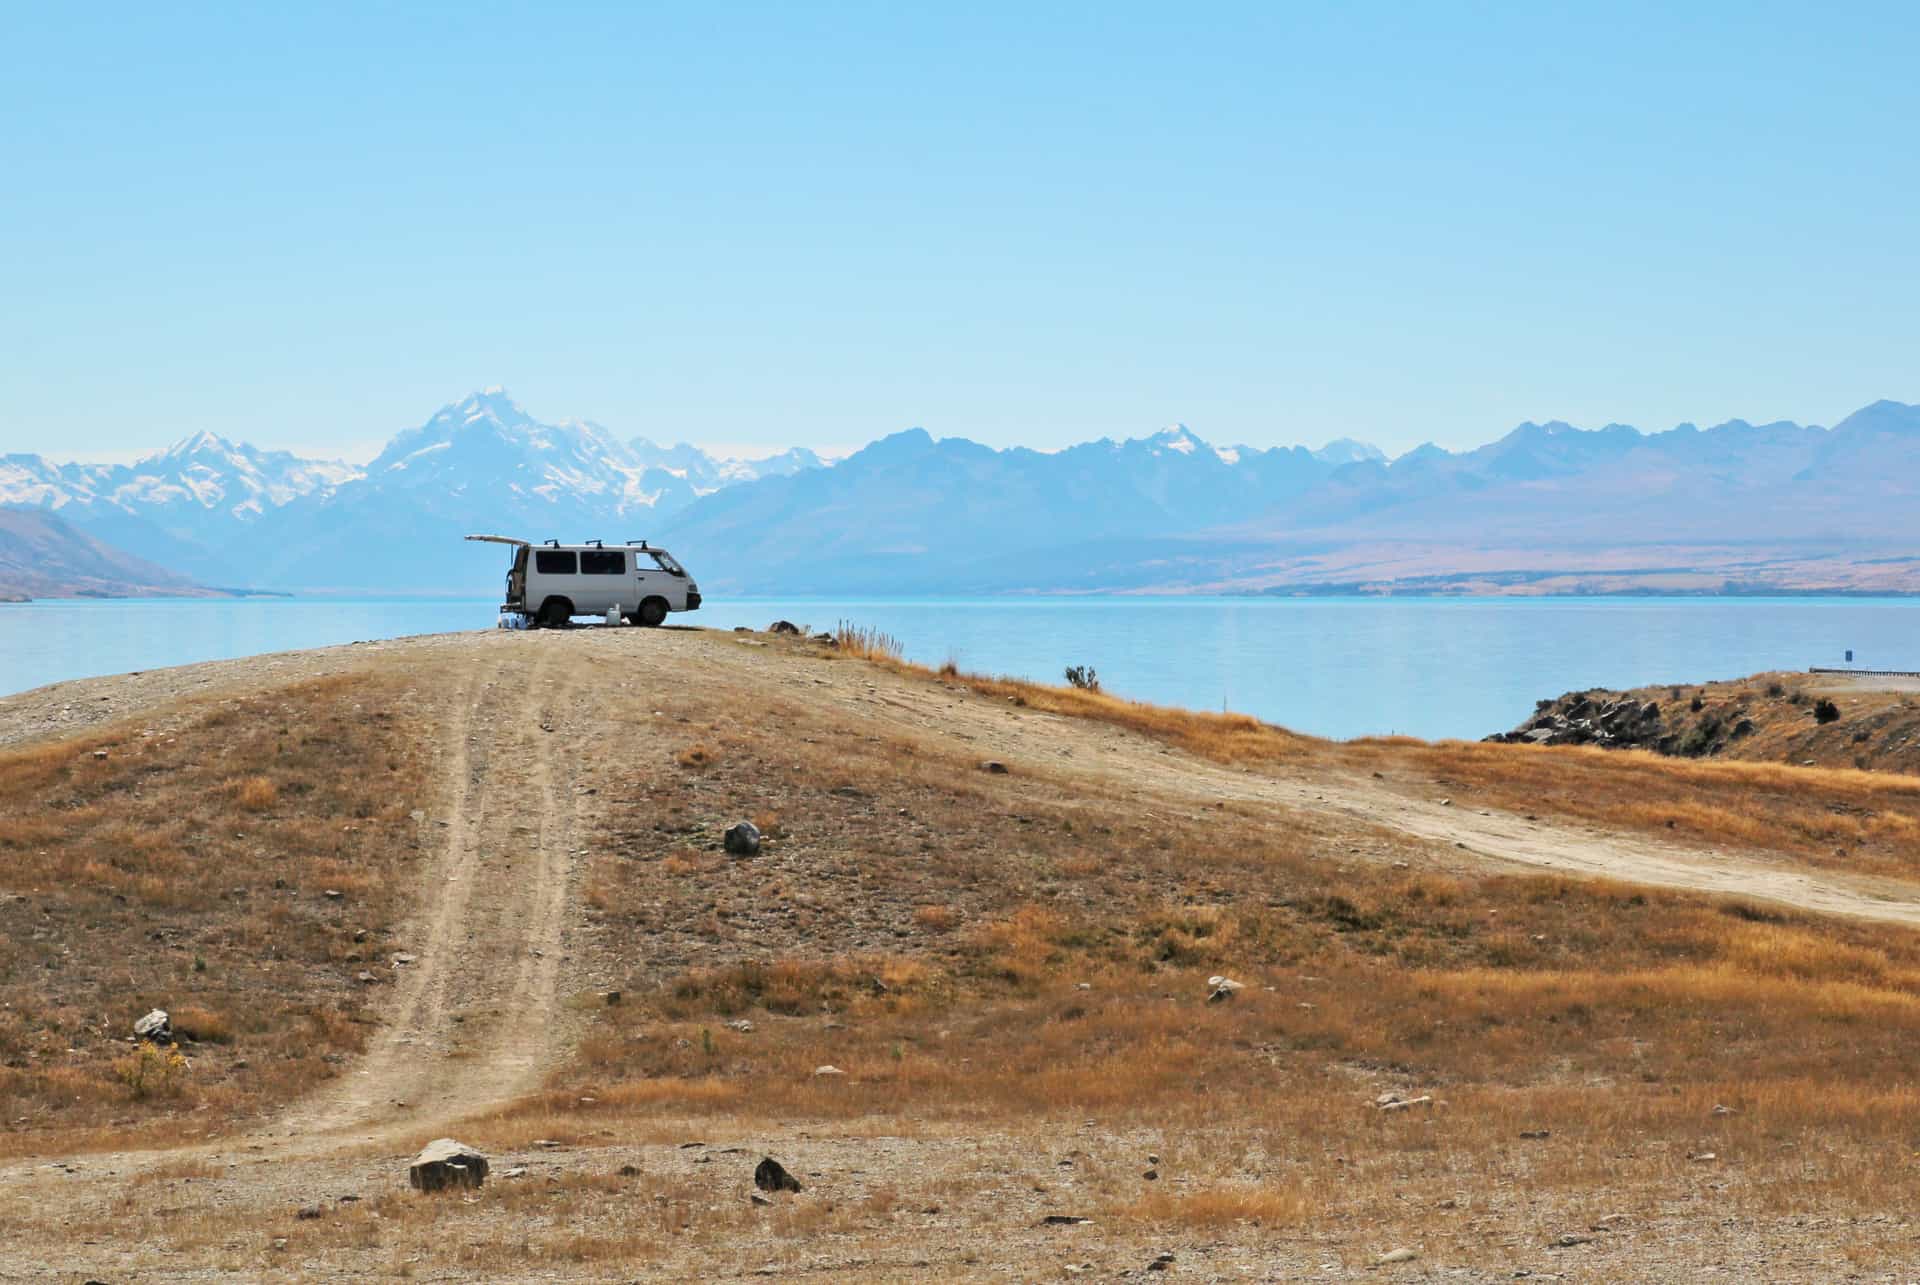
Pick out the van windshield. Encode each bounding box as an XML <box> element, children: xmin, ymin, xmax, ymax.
<box><xmin>644</xmin><ymin>551</ymin><xmax>685</xmax><ymax>576</ymax></box>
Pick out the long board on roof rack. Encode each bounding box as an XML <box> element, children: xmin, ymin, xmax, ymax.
<box><xmin>465</xmin><ymin>535</ymin><xmax>701</xmax><ymax>629</ymax></box>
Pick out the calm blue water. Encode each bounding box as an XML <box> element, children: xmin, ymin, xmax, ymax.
<box><xmin>0</xmin><ymin>595</ymin><xmax>1911</xmax><ymax>741</ymax></box>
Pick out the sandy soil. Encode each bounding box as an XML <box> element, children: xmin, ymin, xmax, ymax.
<box><xmin>2</xmin><ymin>627</ymin><xmax>1917</xmax><ymax>1281</ymax></box>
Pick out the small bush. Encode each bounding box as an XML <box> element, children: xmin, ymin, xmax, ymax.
<box><xmin>1815</xmin><ymin>699</ymin><xmax>1842</xmax><ymax>725</ymax></box>
<box><xmin>913</xmin><ymin>904</ymin><xmax>959</xmax><ymax>932</ymax></box>
<box><xmin>676</xmin><ymin>744</ymin><xmax>719</xmax><ymax>769</ymax></box>
<box><xmin>835</xmin><ymin>621</ymin><xmax>904</xmax><ymax>662</ymax></box>
<box><xmin>1064</xmin><ymin>665</ymin><xmax>1100</xmax><ymax>692</ymax></box>
<box><xmin>170</xmin><ymin>1005</ymin><xmax>233</xmax><ymax>1044</ymax></box>
<box><xmin>114</xmin><ymin>1042</ymin><xmax>189</xmax><ymax>1100</ymax></box>
<box><xmin>233</xmin><ymin>776</ymin><xmax>278</xmax><ymax>810</ymax></box>
<box><xmin>1766</xmin><ymin>681</ymin><xmax>1786</xmax><ymax>699</ymax></box>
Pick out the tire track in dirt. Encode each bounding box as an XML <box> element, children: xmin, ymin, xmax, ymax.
<box><xmin>272</xmin><ymin>642</ymin><xmax>585</xmax><ymax>1144</ymax></box>
<box><xmin>715</xmin><ymin>637</ymin><xmax>1920</xmax><ymax>930</ymax></box>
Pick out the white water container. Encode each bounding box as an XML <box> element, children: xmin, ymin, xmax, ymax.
<box><xmin>606</xmin><ymin>604</ymin><xmax>624</xmax><ymax>627</ymax></box>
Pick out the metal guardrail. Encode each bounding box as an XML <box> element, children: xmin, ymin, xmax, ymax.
<box><xmin>1809</xmin><ymin>667</ymin><xmax>1920</xmax><ymax>677</ymax></box>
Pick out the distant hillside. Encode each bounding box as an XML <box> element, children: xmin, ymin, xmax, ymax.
<box><xmin>1489</xmin><ymin>671</ymin><xmax>1920</xmax><ymax>775</ymax></box>
<box><xmin>0</xmin><ymin>508</ymin><xmax>210</xmax><ymax>600</ymax></box>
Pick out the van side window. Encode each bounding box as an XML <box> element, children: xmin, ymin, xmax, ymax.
<box><xmin>579</xmin><ymin>550</ymin><xmax>626</xmax><ymax>575</ymax></box>
<box><xmin>535</xmin><ymin>550</ymin><xmax>577</xmax><ymax>575</ymax></box>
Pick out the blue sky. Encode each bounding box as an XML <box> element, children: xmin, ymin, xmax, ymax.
<box><xmin>3</xmin><ymin>2</ymin><xmax>1916</xmax><ymax>462</ymax></box>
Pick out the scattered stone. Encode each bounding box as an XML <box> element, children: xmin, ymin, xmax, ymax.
<box><xmin>408</xmin><ymin>1138</ymin><xmax>490</xmax><ymax>1192</ymax></box>
<box><xmin>1518</xmin><ymin>1129</ymin><xmax>1550</xmax><ymax>1139</ymax></box>
<box><xmin>392</xmin><ymin>953</ymin><xmax>417</xmax><ymax>966</ymax></box>
<box><xmin>1374</xmin><ymin>1091</ymin><xmax>1436</xmax><ymax>1114</ymax></box>
<box><xmin>1711</xmin><ymin>1103</ymin><xmax>1737</xmax><ymax>1116</ymax></box>
<box><xmin>356</xmin><ymin>971</ymin><xmax>378</xmax><ymax>984</ymax></box>
<box><xmin>1142</xmin><ymin>1168</ymin><xmax>1159</xmax><ymax>1181</ymax></box>
<box><xmin>1206</xmin><ymin>976</ymin><xmax>1245</xmax><ymax>1003</ymax></box>
<box><xmin>1040</xmin><ymin>1215</ymin><xmax>1093</xmax><ymax>1226</ymax></box>
<box><xmin>768</xmin><ymin>620</ymin><xmax>801</xmax><ymax>635</ymax></box>
<box><xmin>296</xmin><ymin>1204</ymin><xmax>324</xmax><ymax>1220</ymax></box>
<box><xmin>813</xmin><ymin>1064</ymin><xmax>845</xmax><ymax>1077</ymax></box>
<box><xmin>979</xmin><ymin>760</ymin><xmax>1009</xmax><ymax>774</ymax></box>
<box><xmin>1554</xmin><ymin>1233</ymin><xmax>1595</xmax><ymax>1247</ymax></box>
<box><xmin>271</xmin><ymin>1238</ymin><xmax>288</xmax><ymax>1251</ymax></box>
<box><xmin>1147</xmin><ymin>1153</ymin><xmax>1161</xmax><ymax>1166</ymax></box>
<box><xmin>132</xmin><ymin>1009</ymin><xmax>171</xmax><ymax>1043</ymax></box>
<box><xmin>1690</xmin><ymin>1151</ymin><xmax>1717</xmax><ymax>1162</ymax></box>
<box><xmin>323</xmin><ymin>889</ymin><xmax>343</xmax><ymax>900</ymax></box>
<box><xmin>605</xmin><ymin>991</ymin><xmax>621</xmax><ymax>1005</ymax></box>
<box><xmin>501</xmin><ymin>1166</ymin><xmax>528</xmax><ymax>1179</ymax></box>
<box><xmin>534</xmin><ymin>1139</ymin><xmax>563</xmax><ymax>1150</ymax></box>
<box><xmin>1148</xmin><ymin>1252</ymin><xmax>1176</xmax><ymax>1271</ymax></box>
<box><xmin>1591</xmin><ymin>1213</ymin><xmax>1627</xmax><ymax>1230</ymax></box>
<box><xmin>726</xmin><ymin>1019</ymin><xmax>755</xmax><ymax>1033</ymax></box>
<box><xmin>810</xmin><ymin>632</ymin><xmax>836</xmax><ymax>645</ymax></box>
<box><xmin>618</xmin><ymin>1163</ymin><xmax>641</xmax><ymax>1176</ymax></box>
<box><xmin>1374</xmin><ymin>1247</ymin><xmax>1419</xmax><ymax>1265</ymax></box>
<box><xmin>724</xmin><ymin>821</ymin><xmax>762</xmax><ymax>857</ymax></box>
<box><xmin>751</xmin><ymin>1192</ymin><xmax>773</xmax><ymax>1206</ymax></box>
<box><xmin>754</xmin><ymin>1156</ymin><xmax>803</xmax><ymax>1193</ymax></box>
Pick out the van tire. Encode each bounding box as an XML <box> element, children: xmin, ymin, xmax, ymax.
<box><xmin>538</xmin><ymin>598</ymin><xmax>573</xmax><ymax>629</ymax></box>
<box><xmin>637</xmin><ymin>597</ymin><xmax>669</xmax><ymax>627</ymax></box>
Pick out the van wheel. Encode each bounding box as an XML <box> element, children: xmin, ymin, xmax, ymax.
<box><xmin>538</xmin><ymin>598</ymin><xmax>573</xmax><ymax>629</ymax></box>
<box><xmin>637</xmin><ymin>597</ymin><xmax>669</xmax><ymax>628</ymax></box>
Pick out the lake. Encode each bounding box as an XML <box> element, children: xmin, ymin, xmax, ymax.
<box><xmin>0</xmin><ymin>595</ymin><xmax>1910</xmax><ymax>741</ymax></box>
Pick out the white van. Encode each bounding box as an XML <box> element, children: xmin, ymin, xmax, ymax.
<box><xmin>466</xmin><ymin>536</ymin><xmax>702</xmax><ymax>627</ymax></box>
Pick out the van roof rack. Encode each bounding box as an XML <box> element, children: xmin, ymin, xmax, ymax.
<box><xmin>544</xmin><ymin>539</ymin><xmax>560</xmax><ymax>547</ymax></box>
<box><xmin>625</xmin><ymin>539</ymin><xmax>650</xmax><ymax>548</ymax></box>
<box><xmin>586</xmin><ymin>539</ymin><xmax>603</xmax><ymax>548</ymax></box>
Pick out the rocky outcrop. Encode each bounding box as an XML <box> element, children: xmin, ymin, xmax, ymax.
<box><xmin>1487</xmin><ymin>672</ymin><xmax>1920</xmax><ymax>773</ymax></box>
<box><xmin>1488</xmin><ymin>693</ymin><xmax>1672</xmax><ymax>751</ymax></box>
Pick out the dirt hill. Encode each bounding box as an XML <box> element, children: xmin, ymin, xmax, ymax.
<box><xmin>0</xmin><ymin>506</ymin><xmax>212</xmax><ymax>599</ymax></box>
<box><xmin>4</xmin><ymin>628</ymin><xmax>1920</xmax><ymax>1279</ymax></box>
<box><xmin>1491</xmin><ymin>670</ymin><xmax>1920</xmax><ymax>774</ymax></box>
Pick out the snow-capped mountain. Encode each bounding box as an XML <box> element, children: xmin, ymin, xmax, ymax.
<box><xmin>1</xmin><ymin>433</ymin><xmax>356</xmax><ymax>518</ymax></box>
<box><xmin>16</xmin><ymin>386</ymin><xmax>1914</xmax><ymax>598</ymax></box>
<box><xmin>628</xmin><ymin>437</ymin><xmax>826</xmax><ymax>492</ymax></box>
<box><xmin>0</xmin><ymin>389</ymin><xmax>836</xmax><ymax>588</ymax></box>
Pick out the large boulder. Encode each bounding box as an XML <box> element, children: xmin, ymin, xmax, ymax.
<box><xmin>754</xmin><ymin>1156</ymin><xmax>803</xmax><ymax>1193</ymax></box>
<box><xmin>133</xmin><ymin>1009</ymin><xmax>171</xmax><ymax>1043</ymax></box>
<box><xmin>408</xmin><ymin>1138</ymin><xmax>489</xmax><ymax>1192</ymax></box>
<box><xmin>724</xmin><ymin>821</ymin><xmax>762</xmax><ymax>857</ymax></box>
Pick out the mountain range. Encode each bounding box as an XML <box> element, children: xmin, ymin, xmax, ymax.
<box><xmin>4</xmin><ymin>390</ymin><xmax>1918</xmax><ymax>596</ymax></box>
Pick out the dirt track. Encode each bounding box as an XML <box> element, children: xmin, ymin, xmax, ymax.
<box><xmin>3</xmin><ymin>627</ymin><xmax>1919</xmax><ymax>1280</ymax></box>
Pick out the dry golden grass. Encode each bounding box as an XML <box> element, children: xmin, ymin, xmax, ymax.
<box><xmin>0</xmin><ymin>673</ymin><xmax>425</xmax><ymax>1155</ymax></box>
<box><xmin>1339</xmin><ymin>735</ymin><xmax>1920</xmax><ymax>875</ymax></box>
<box><xmin>911</xmin><ymin>903</ymin><xmax>959</xmax><ymax>932</ymax></box>
<box><xmin>848</xmin><ymin>649</ymin><xmax>1920</xmax><ymax>875</ymax></box>
<box><xmin>230</xmin><ymin>774</ymin><xmax>279</xmax><ymax>810</ymax></box>
<box><xmin>674</xmin><ymin>742</ymin><xmax>719</xmax><ymax>769</ymax></box>
<box><xmin>496</xmin><ymin>638</ymin><xmax>1920</xmax><ymax>1253</ymax></box>
<box><xmin>833</xmin><ymin>620</ymin><xmax>905</xmax><ymax>662</ymax></box>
